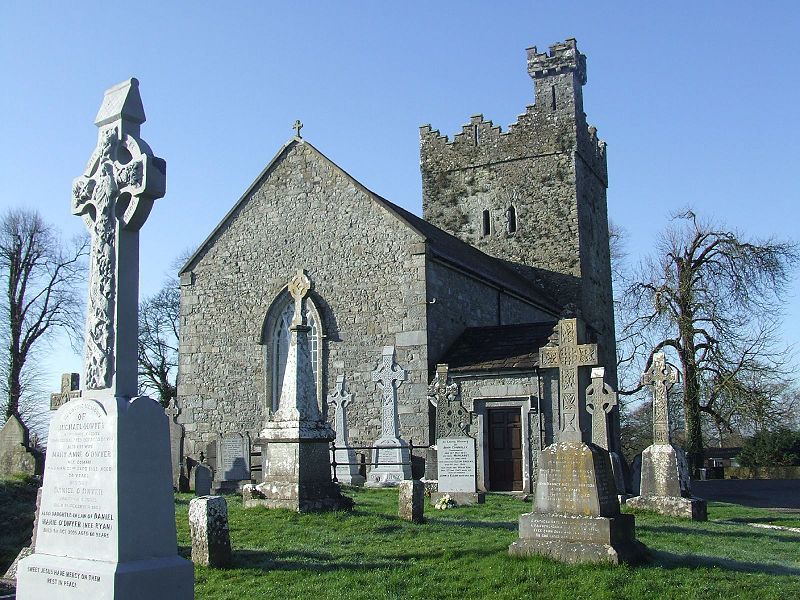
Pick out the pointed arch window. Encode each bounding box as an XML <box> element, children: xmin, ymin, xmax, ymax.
<box><xmin>262</xmin><ymin>291</ymin><xmax>323</xmax><ymax>414</ymax></box>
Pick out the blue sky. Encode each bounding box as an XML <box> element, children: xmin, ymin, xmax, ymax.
<box><xmin>1</xmin><ymin>2</ymin><xmax>799</xmax><ymax>402</ymax></box>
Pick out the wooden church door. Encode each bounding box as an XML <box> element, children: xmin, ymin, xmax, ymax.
<box><xmin>487</xmin><ymin>407</ymin><xmax>523</xmax><ymax>491</ymax></box>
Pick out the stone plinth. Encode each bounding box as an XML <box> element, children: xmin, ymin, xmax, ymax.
<box><xmin>430</xmin><ymin>491</ymin><xmax>484</xmax><ymax>506</ymax></box>
<box><xmin>17</xmin><ymin>396</ymin><xmax>194</xmax><ymax>599</ymax></box>
<box><xmin>398</xmin><ymin>480</ymin><xmax>424</xmax><ymax>523</ymax></box>
<box><xmin>508</xmin><ymin>441</ymin><xmax>646</xmax><ymax>565</ymax></box>
<box><xmin>626</xmin><ymin>443</ymin><xmax>707</xmax><ymax>521</ymax></box>
<box><xmin>245</xmin><ymin>421</ymin><xmax>352</xmax><ymax>513</ymax></box>
<box><xmin>625</xmin><ymin>495</ymin><xmax>707</xmax><ymax>520</ymax></box>
<box><xmin>189</xmin><ymin>496</ymin><xmax>231</xmax><ymax>567</ymax></box>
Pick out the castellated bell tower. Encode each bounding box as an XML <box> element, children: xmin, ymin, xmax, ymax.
<box><xmin>420</xmin><ymin>38</ymin><xmax>616</xmax><ymax>378</ymax></box>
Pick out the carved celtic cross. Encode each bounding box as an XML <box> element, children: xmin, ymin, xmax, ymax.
<box><xmin>371</xmin><ymin>346</ymin><xmax>405</xmax><ymax>439</ymax></box>
<box><xmin>427</xmin><ymin>363</ymin><xmax>469</xmax><ymax>439</ymax></box>
<box><xmin>585</xmin><ymin>367</ymin><xmax>617</xmax><ymax>451</ymax></box>
<box><xmin>328</xmin><ymin>374</ymin><xmax>353</xmax><ymax>445</ymax></box>
<box><xmin>539</xmin><ymin>318</ymin><xmax>598</xmax><ymax>443</ymax></box>
<box><xmin>641</xmin><ymin>352</ymin><xmax>678</xmax><ymax>445</ymax></box>
<box><xmin>72</xmin><ymin>78</ymin><xmax>165</xmax><ymax>397</ymax></box>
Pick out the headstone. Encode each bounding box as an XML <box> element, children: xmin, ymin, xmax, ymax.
<box><xmin>627</xmin><ymin>352</ymin><xmax>707</xmax><ymax>520</ymax></box>
<box><xmin>0</xmin><ymin>414</ymin><xmax>37</xmax><ymax>477</ymax></box>
<box><xmin>188</xmin><ymin>496</ymin><xmax>231</xmax><ymax>568</ymax></box>
<box><xmin>50</xmin><ymin>373</ymin><xmax>81</xmax><ymax>410</ymax></box>
<box><xmin>328</xmin><ymin>375</ymin><xmax>365</xmax><ymax>486</ymax></box>
<box><xmin>213</xmin><ymin>432</ymin><xmax>250</xmax><ymax>493</ymax></box>
<box><xmin>244</xmin><ymin>270</ymin><xmax>351</xmax><ymax>512</ymax></box>
<box><xmin>509</xmin><ymin>317</ymin><xmax>646</xmax><ymax>565</ymax></box>
<box><xmin>16</xmin><ymin>78</ymin><xmax>193</xmax><ymax>599</ymax></box>
<box><xmin>585</xmin><ymin>367</ymin><xmax>628</xmax><ymax>497</ymax></box>
<box><xmin>194</xmin><ymin>462</ymin><xmax>213</xmax><ymax>497</ymax></box>
<box><xmin>427</xmin><ymin>364</ymin><xmax>483</xmax><ymax>505</ymax></box>
<box><xmin>398</xmin><ymin>480</ymin><xmax>424</xmax><ymax>523</ymax></box>
<box><xmin>166</xmin><ymin>399</ymin><xmax>189</xmax><ymax>492</ymax></box>
<box><xmin>365</xmin><ymin>346</ymin><xmax>412</xmax><ymax>487</ymax></box>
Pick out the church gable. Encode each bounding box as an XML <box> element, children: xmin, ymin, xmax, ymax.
<box><xmin>178</xmin><ymin>139</ymin><xmax>431</xmax><ymax>456</ymax></box>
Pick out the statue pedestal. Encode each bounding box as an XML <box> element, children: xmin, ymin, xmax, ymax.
<box><xmin>509</xmin><ymin>441</ymin><xmax>647</xmax><ymax>565</ymax></box>
<box><xmin>245</xmin><ymin>420</ymin><xmax>352</xmax><ymax>512</ymax></box>
<box><xmin>365</xmin><ymin>437</ymin><xmax>411</xmax><ymax>487</ymax></box>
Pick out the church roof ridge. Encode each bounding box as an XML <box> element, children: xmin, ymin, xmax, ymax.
<box><xmin>180</xmin><ymin>138</ymin><xmax>559</xmax><ymax>315</ymax></box>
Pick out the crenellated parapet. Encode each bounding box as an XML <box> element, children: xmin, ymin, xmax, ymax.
<box><xmin>527</xmin><ymin>38</ymin><xmax>586</xmax><ymax>85</ymax></box>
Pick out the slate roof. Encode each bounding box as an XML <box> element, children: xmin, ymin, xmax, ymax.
<box><xmin>180</xmin><ymin>137</ymin><xmax>560</xmax><ymax>316</ymax></box>
<box><xmin>443</xmin><ymin>322</ymin><xmax>558</xmax><ymax>373</ymax></box>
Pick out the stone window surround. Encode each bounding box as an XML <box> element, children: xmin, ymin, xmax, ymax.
<box><xmin>472</xmin><ymin>395</ymin><xmax>538</xmax><ymax>494</ymax></box>
<box><xmin>260</xmin><ymin>287</ymin><xmax>325</xmax><ymax>416</ymax></box>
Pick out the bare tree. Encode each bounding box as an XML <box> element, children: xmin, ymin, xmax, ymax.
<box><xmin>617</xmin><ymin>210</ymin><xmax>798</xmax><ymax>474</ymax></box>
<box><xmin>137</xmin><ymin>251</ymin><xmax>191</xmax><ymax>407</ymax></box>
<box><xmin>0</xmin><ymin>208</ymin><xmax>88</xmax><ymax>431</ymax></box>
<box><xmin>138</xmin><ymin>283</ymin><xmax>179</xmax><ymax>406</ymax></box>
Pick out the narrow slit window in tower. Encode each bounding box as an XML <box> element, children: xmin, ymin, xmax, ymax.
<box><xmin>481</xmin><ymin>209</ymin><xmax>491</xmax><ymax>237</ymax></box>
<box><xmin>551</xmin><ymin>85</ymin><xmax>557</xmax><ymax>110</ymax></box>
<box><xmin>507</xmin><ymin>205</ymin><xmax>517</xmax><ymax>234</ymax></box>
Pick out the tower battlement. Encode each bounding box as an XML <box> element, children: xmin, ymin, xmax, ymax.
<box><xmin>526</xmin><ymin>38</ymin><xmax>587</xmax><ymax>85</ymax></box>
<box><xmin>420</xmin><ymin>39</ymin><xmax>615</xmax><ymax>378</ymax></box>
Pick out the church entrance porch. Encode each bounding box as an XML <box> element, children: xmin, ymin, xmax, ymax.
<box><xmin>487</xmin><ymin>407</ymin><xmax>523</xmax><ymax>491</ymax></box>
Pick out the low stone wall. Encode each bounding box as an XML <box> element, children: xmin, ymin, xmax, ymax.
<box><xmin>725</xmin><ymin>466</ymin><xmax>800</xmax><ymax>480</ymax></box>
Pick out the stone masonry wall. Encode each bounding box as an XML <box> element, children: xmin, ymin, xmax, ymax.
<box><xmin>178</xmin><ymin>141</ymin><xmax>431</xmax><ymax>458</ymax></box>
<box><xmin>420</xmin><ymin>39</ymin><xmax>616</xmax><ymax>385</ymax></box>
<box><xmin>425</xmin><ymin>259</ymin><xmax>552</xmax><ymax>369</ymax></box>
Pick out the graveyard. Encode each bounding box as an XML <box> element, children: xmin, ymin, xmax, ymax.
<box><xmin>2</xmin><ymin>6</ymin><xmax>800</xmax><ymax>600</ymax></box>
<box><xmin>2</xmin><ymin>477</ymin><xmax>800</xmax><ymax>599</ymax></box>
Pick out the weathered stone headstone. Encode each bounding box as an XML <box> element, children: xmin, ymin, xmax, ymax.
<box><xmin>509</xmin><ymin>317</ymin><xmax>646</xmax><ymax>565</ymax></box>
<box><xmin>244</xmin><ymin>270</ymin><xmax>351</xmax><ymax>512</ymax></box>
<box><xmin>366</xmin><ymin>346</ymin><xmax>412</xmax><ymax>487</ymax></box>
<box><xmin>585</xmin><ymin>367</ymin><xmax>628</xmax><ymax>498</ymax></box>
<box><xmin>188</xmin><ymin>496</ymin><xmax>231</xmax><ymax>568</ymax></box>
<box><xmin>16</xmin><ymin>78</ymin><xmax>193</xmax><ymax>599</ymax></box>
<box><xmin>627</xmin><ymin>352</ymin><xmax>707</xmax><ymax>520</ymax></box>
<box><xmin>213</xmin><ymin>432</ymin><xmax>250</xmax><ymax>493</ymax></box>
<box><xmin>0</xmin><ymin>414</ymin><xmax>37</xmax><ymax>477</ymax></box>
<box><xmin>50</xmin><ymin>373</ymin><xmax>81</xmax><ymax>410</ymax></box>
<box><xmin>166</xmin><ymin>399</ymin><xmax>189</xmax><ymax>492</ymax></box>
<box><xmin>328</xmin><ymin>374</ymin><xmax>365</xmax><ymax>486</ymax></box>
<box><xmin>398</xmin><ymin>479</ymin><xmax>424</xmax><ymax>523</ymax></box>
<box><xmin>194</xmin><ymin>462</ymin><xmax>213</xmax><ymax>497</ymax></box>
<box><xmin>428</xmin><ymin>364</ymin><xmax>483</xmax><ymax>505</ymax></box>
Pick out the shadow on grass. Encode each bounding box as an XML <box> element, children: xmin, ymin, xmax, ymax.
<box><xmin>232</xmin><ymin>549</ymin><xmax>404</xmax><ymax>572</ymax></box>
<box><xmin>722</xmin><ymin>516</ymin><xmax>800</xmax><ymax>527</ymax></box>
<box><xmin>649</xmin><ymin>549</ymin><xmax>800</xmax><ymax>576</ymax></box>
<box><xmin>425</xmin><ymin>518</ymin><xmax>517</xmax><ymax>531</ymax></box>
<box><xmin>638</xmin><ymin>523</ymin><xmax>800</xmax><ymax>544</ymax></box>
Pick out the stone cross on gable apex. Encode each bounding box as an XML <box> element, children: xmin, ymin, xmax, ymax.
<box><xmin>372</xmin><ymin>346</ymin><xmax>406</xmax><ymax>438</ymax></box>
<box><xmin>72</xmin><ymin>78</ymin><xmax>165</xmax><ymax>398</ymax></box>
<box><xmin>642</xmin><ymin>352</ymin><xmax>679</xmax><ymax>445</ymax></box>
<box><xmin>538</xmin><ymin>318</ymin><xmax>598</xmax><ymax>443</ymax></box>
<box><xmin>287</xmin><ymin>269</ymin><xmax>311</xmax><ymax>327</ymax></box>
<box><xmin>293</xmin><ymin>120</ymin><xmax>303</xmax><ymax>138</ymax></box>
<box><xmin>585</xmin><ymin>367</ymin><xmax>617</xmax><ymax>451</ymax></box>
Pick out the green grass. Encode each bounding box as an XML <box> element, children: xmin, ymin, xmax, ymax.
<box><xmin>0</xmin><ymin>474</ymin><xmax>39</xmax><ymax>573</ymax></box>
<box><xmin>173</xmin><ymin>489</ymin><xmax>800</xmax><ymax>600</ymax></box>
<box><xmin>3</xmin><ymin>478</ymin><xmax>798</xmax><ymax>598</ymax></box>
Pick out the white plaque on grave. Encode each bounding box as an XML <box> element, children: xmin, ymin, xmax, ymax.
<box><xmin>437</xmin><ymin>437</ymin><xmax>477</xmax><ymax>493</ymax></box>
<box><xmin>220</xmin><ymin>433</ymin><xmax>250</xmax><ymax>481</ymax></box>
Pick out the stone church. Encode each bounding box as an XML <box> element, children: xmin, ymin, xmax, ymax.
<box><xmin>177</xmin><ymin>38</ymin><xmax>617</xmax><ymax>494</ymax></box>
